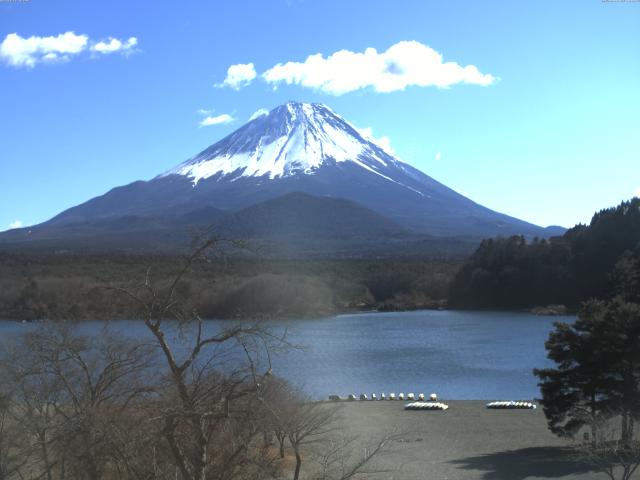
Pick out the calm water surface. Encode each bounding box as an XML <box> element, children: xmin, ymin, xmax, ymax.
<box><xmin>0</xmin><ymin>310</ymin><xmax>572</xmax><ymax>400</ymax></box>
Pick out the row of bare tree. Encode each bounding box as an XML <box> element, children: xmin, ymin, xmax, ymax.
<box><xmin>0</xmin><ymin>241</ymin><xmax>397</xmax><ymax>480</ymax></box>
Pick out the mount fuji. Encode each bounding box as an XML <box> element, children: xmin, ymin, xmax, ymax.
<box><xmin>0</xmin><ymin>102</ymin><xmax>562</xmax><ymax>255</ymax></box>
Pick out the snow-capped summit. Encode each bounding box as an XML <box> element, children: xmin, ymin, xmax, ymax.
<box><xmin>20</xmin><ymin>101</ymin><xmax>557</xmax><ymax>245</ymax></box>
<box><xmin>162</xmin><ymin>102</ymin><xmax>404</xmax><ymax>184</ymax></box>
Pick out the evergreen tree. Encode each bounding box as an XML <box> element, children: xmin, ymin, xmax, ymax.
<box><xmin>612</xmin><ymin>248</ymin><xmax>640</xmax><ymax>303</ymax></box>
<box><xmin>535</xmin><ymin>298</ymin><xmax>640</xmax><ymax>444</ymax></box>
<box><xmin>450</xmin><ymin>198</ymin><xmax>640</xmax><ymax>309</ymax></box>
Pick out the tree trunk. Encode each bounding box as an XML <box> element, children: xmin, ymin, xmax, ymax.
<box><xmin>590</xmin><ymin>393</ymin><xmax>597</xmax><ymax>446</ymax></box>
<box><xmin>60</xmin><ymin>453</ymin><xmax>66</xmax><ymax>480</ymax></box>
<box><xmin>293</xmin><ymin>448</ymin><xmax>302</xmax><ymax>480</ymax></box>
<box><xmin>275</xmin><ymin>431</ymin><xmax>286</xmax><ymax>458</ymax></box>
<box><xmin>86</xmin><ymin>428</ymin><xmax>101</xmax><ymax>480</ymax></box>
<box><xmin>194</xmin><ymin>419</ymin><xmax>208</xmax><ymax>480</ymax></box>
<box><xmin>622</xmin><ymin>410</ymin><xmax>630</xmax><ymax>446</ymax></box>
<box><xmin>39</xmin><ymin>430</ymin><xmax>53</xmax><ymax>480</ymax></box>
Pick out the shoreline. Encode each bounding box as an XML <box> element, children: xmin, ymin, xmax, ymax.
<box><xmin>0</xmin><ymin>304</ymin><xmax>576</xmax><ymax>323</ymax></box>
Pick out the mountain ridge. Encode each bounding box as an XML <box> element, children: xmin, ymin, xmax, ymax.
<box><xmin>0</xmin><ymin>101</ymin><xmax>564</xmax><ymax>256</ymax></box>
<box><xmin>0</xmin><ymin>192</ymin><xmax>480</xmax><ymax>258</ymax></box>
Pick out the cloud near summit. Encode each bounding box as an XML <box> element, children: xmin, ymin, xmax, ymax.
<box><xmin>217</xmin><ymin>63</ymin><xmax>257</xmax><ymax>90</ymax></box>
<box><xmin>7</xmin><ymin>220</ymin><xmax>23</xmax><ymax>230</ymax></box>
<box><xmin>199</xmin><ymin>114</ymin><xmax>234</xmax><ymax>127</ymax></box>
<box><xmin>218</xmin><ymin>41</ymin><xmax>496</xmax><ymax>95</ymax></box>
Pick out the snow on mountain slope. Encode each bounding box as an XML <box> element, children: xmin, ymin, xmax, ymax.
<box><xmin>161</xmin><ymin>102</ymin><xmax>408</xmax><ymax>187</ymax></box>
<box><xmin>21</xmin><ymin>100</ymin><xmax>558</xmax><ymax>242</ymax></box>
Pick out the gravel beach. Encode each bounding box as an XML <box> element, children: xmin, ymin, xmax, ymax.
<box><xmin>326</xmin><ymin>401</ymin><xmax>606</xmax><ymax>480</ymax></box>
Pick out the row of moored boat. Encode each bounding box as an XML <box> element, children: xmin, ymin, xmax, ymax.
<box><xmin>485</xmin><ymin>401</ymin><xmax>536</xmax><ymax>409</ymax></box>
<box><xmin>327</xmin><ymin>394</ymin><xmax>537</xmax><ymax>411</ymax></box>
<box><xmin>329</xmin><ymin>392</ymin><xmax>438</xmax><ymax>402</ymax></box>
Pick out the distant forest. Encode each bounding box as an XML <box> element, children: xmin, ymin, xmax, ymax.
<box><xmin>450</xmin><ymin>198</ymin><xmax>640</xmax><ymax>310</ymax></box>
<box><xmin>2</xmin><ymin>199</ymin><xmax>638</xmax><ymax>321</ymax></box>
<box><xmin>0</xmin><ymin>255</ymin><xmax>458</xmax><ymax>321</ymax></box>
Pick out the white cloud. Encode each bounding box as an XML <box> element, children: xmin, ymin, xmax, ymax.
<box><xmin>355</xmin><ymin>126</ymin><xmax>374</xmax><ymax>138</ymax></box>
<box><xmin>0</xmin><ymin>31</ymin><xmax>88</xmax><ymax>67</ymax></box>
<box><xmin>8</xmin><ymin>220</ymin><xmax>23</xmax><ymax>230</ymax></box>
<box><xmin>435</xmin><ymin>151</ymin><xmax>442</xmax><ymax>161</ymax></box>
<box><xmin>354</xmin><ymin>126</ymin><xmax>396</xmax><ymax>156</ymax></box>
<box><xmin>199</xmin><ymin>114</ymin><xmax>234</xmax><ymax>126</ymax></box>
<box><xmin>249</xmin><ymin>108</ymin><xmax>269</xmax><ymax>121</ymax></box>
<box><xmin>90</xmin><ymin>36</ymin><xmax>138</xmax><ymax>55</ymax></box>
<box><xmin>217</xmin><ymin>62</ymin><xmax>257</xmax><ymax>89</ymax></box>
<box><xmin>0</xmin><ymin>31</ymin><xmax>139</xmax><ymax>68</ymax></box>
<box><xmin>634</xmin><ymin>186</ymin><xmax>640</xmax><ymax>198</ymax></box>
<box><xmin>42</xmin><ymin>52</ymin><xmax>63</xmax><ymax>62</ymax></box>
<box><xmin>454</xmin><ymin>187</ymin><xmax>471</xmax><ymax>198</ymax></box>
<box><xmin>259</xmin><ymin>40</ymin><xmax>495</xmax><ymax>95</ymax></box>
<box><xmin>196</xmin><ymin>108</ymin><xmax>235</xmax><ymax>126</ymax></box>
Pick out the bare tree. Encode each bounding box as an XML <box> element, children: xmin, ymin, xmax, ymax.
<box><xmin>576</xmin><ymin>416</ymin><xmax>640</xmax><ymax>480</ymax></box>
<box><xmin>256</xmin><ymin>376</ymin><xmax>403</xmax><ymax>480</ymax></box>
<box><xmin>0</xmin><ymin>388</ymin><xmax>30</xmax><ymax>480</ymax></box>
<box><xmin>256</xmin><ymin>377</ymin><xmax>293</xmax><ymax>459</ymax></box>
<box><xmin>310</xmin><ymin>431</ymin><xmax>402</xmax><ymax>480</ymax></box>
<box><xmin>287</xmin><ymin>401</ymin><xmax>340</xmax><ymax>480</ymax></box>
<box><xmin>0</xmin><ymin>234</ymin><xmax>403</xmax><ymax>480</ymax></box>
<box><xmin>257</xmin><ymin>377</ymin><xmax>340</xmax><ymax>480</ymax></box>
<box><xmin>0</xmin><ymin>323</ymin><xmax>156</xmax><ymax>480</ymax></box>
<box><xmin>111</xmin><ymin>237</ymin><xmax>286</xmax><ymax>480</ymax></box>
<box><xmin>2</xmin><ymin>348</ymin><xmax>62</xmax><ymax>480</ymax></box>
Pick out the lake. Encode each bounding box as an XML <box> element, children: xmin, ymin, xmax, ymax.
<box><xmin>0</xmin><ymin>310</ymin><xmax>572</xmax><ymax>400</ymax></box>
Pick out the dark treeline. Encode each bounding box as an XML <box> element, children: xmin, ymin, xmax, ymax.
<box><xmin>0</xmin><ymin>254</ymin><xmax>459</xmax><ymax>320</ymax></box>
<box><xmin>450</xmin><ymin>198</ymin><xmax>640</xmax><ymax>309</ymax></box>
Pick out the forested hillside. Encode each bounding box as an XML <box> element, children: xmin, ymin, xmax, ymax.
<box><xmin>0</xmin><ymin>254</ymin><xmax>458</xmax><ymax>320</ymax></box>
<box><xmin>450</xmin><ymin>198</ymin><xmax>640</xmax><ymax>309</ymax></box>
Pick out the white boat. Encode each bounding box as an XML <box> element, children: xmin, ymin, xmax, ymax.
<box><xmin>404</xmin><ymin>401</ymin><xmax>449</xmax><ymax>411</ymax></box>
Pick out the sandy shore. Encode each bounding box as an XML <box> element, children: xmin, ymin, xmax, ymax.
<box><xmin>325</xmin><ymin>401</ymin><xmax>604</xmax><ymax>480</ymax></box>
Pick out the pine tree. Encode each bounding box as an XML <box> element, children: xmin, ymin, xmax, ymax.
<box><xmin>535</xmin><ymin>299</ymin><xmax>640</xmax><ymax>444</ymax></box>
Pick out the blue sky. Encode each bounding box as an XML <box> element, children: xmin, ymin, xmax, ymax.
<box><xmin>1</xmin><ymin>0</ymin><xmax>639</xmax><ymax>231</ymax></box>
